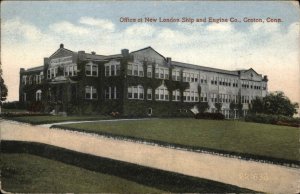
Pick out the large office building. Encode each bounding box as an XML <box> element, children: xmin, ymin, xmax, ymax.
<box><xmin>19</xmin><ymin>44</ymin><xmax>268</xmax><ymax>118</ymax></box>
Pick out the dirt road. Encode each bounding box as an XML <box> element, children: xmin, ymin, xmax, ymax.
<box><xmin>1</xmin><ymin>119</ymin><xmax>299</xmax><ymax>193</ymax></box>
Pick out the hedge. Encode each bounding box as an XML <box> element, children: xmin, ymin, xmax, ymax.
<box><xmin>245</xmin><ymin>113</ymin><xmax>300</xmax><ymax>127</ymax></box>
<box><xmin>194</xmin><ymin>112</ymin><xmax>225</xmax><ymax>120</ymax></box>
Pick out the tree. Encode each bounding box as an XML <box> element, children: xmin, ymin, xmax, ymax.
<box><xmin>263</xmin><ymin>91</ymin><xmax>298</xmax><ymax>117</ymax></box>
<box><xmin>0</xmin><ymin>63</ymin><xmax>8</xmax><ymax>113</ymax></box>
<box><xmin>197</xmin><ymin>102</ymin><xmax>209</xmax><ymax>113</ymax></box>
<box><xmin>249</xmin><ymin>97</ymin><xmax>264</xmax><ymax>114</ymax></box>
<box><xmin>250</xmin><ymin>91</ymin><xmax>298</xmax><ymax>117</ymax></box>
<box><xmin>214</xmin><ymin>101</ymin><xmax>222</xmax><ymax>113</ymax></box>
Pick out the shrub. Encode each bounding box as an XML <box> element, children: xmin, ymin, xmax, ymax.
<box><xmin>0</xmin><ymin>112</ymin><xmax>50</xmax><ymax>117</ymax></box>
<box><xmin>245</xmin><ymin>113</ymin><xmax>300</xmax><ymax>127</ymax></box>
<box><xmin>194</xmin><ymin>112</ymin><xmax>225</xmax><ymax>120</ymax></box>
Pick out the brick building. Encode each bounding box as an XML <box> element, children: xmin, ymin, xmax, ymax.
<box><xmin>19</xmin><ymin>44</ymin><xmax>268</xmax><ymax>117</ymax></box>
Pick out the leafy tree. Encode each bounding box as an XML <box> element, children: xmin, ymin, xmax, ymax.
<box><xmin>0</xmin><ymin>63</ymin><xmax>8</xmax><ymax>113</ymax></box>
<box><xmin>214</xmin><ymin>101</ymin><xmax>222</xmax><ymax>113</ymax></box>
<box><xmin>197</xmin><ymin>102</ymin><xmax>209</xmax><ymax>113</ymax></box>
<box><xmin>263</xmin><ymin>91</ymin><xmax>298</xmax><ymax>117</ymax></box>
<box><xmin>249</xmin><ymin>97</ymin><xmax>264</xmax><ymax>114</ymax></box>
<box><xmin>250</xmin><ymin>91</ymin><xmax>298</xmax><ymax>117</ymax></box>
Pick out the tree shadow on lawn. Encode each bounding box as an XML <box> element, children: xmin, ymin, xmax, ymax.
<box><xmin>1</xmin><ymin>140</ymin><xmax>254</xmax><ymax>193</ymax></box>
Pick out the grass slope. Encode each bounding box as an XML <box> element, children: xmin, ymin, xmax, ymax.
<box><xmin>1</xmin><ymin>141</ymin><xmax>254</xmax><ymax>193</ymax></box>
<box><xmin>55</xmin><ymin>118</ymin><xmax>299</xmax><ymax>161</ymax></box>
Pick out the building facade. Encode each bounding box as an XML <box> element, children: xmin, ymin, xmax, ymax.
<box><xmin>19</xmin><ymin>44</ymin><xmax>268</xmax><ymax>118</ymax></box>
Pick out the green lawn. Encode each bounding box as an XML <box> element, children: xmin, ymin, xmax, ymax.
<box><xmin>1</xmin><ymin>153</ymin><xmax>163</xmax><ymax>193</ymax></box>
<box><xmin>5</xmin><ymin>115</ymin><xmax>112</xmax><ymax>124</ymax></box>
<box><xmin>1</xmin><ymin>152</ymin><xmax>252</xmax><ymax>193</ymax></box>
<box><xmin>56</xmin><ymin>118</ymin><xmax>299</xmax><ymax>161</ymax></box>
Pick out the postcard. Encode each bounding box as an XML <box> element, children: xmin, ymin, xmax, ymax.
<box><xmin>1</xmin><ymin>1</ymin><xmax>299</xmax><ymax>193</ymax></box>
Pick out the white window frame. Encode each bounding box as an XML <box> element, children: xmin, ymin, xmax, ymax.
<box><xmin>172</xmin><ymin>69</ymin><xmax>181</xmax><ymax>81</ymax></box>
<box><xmin>127</xmin><ymin>62</ymin><xmax>144</xmax><ymax>77</ymax></box>
<box><xmin>127</xmin><ymin>85</ymin><xmax>144</xmax><ymax>100</ymax></box>
<box><xmin>64</xmin><ymin>64</ymin><xmax>77</xmax><ymax>77</ymax></box>
<box><xmin>147</xmin><ymin>88</ymin><xmax>152</xmax><ymax>100</ymax></box>
<box><xmin>155</xmin><ymin>85</ymin><xmax>169</xmax><ymax>101</ymax></box>
<box><xmin>85</xmin><ymin>86</ymin><xmax>97</xmax><ymax>100</ymax></box>
<box><xmin>105</xmin><ymin>61</ymin><xmax>121</xmax><ymax>77</ymax></box>
<box><xmin>85</xmin><ymin>62</ymin><xmax>98</xmax><ymax>77</ymax></box>
<box><xmin>147</xmin><ymin>65</ymin><xmax>152</xmax><ymax>78</ymax></box>
<box><xmin>155</xmin><ymin>67</ymin><xmax>169</xmax><ymax>79</ymax></box>
<box><xmin>47</xmin><ymin>67</ymin><xmax>58</xmax><ymax>79</ymax></box>
<box><xmin>172</xmin><ymin>90</ymin><xmax>180</xmax><ymax>101</ymax></box>
<box><xmin>36</xmin><ymin>90</ymin><xmax>42</xmax><ymax>101</ymax></box>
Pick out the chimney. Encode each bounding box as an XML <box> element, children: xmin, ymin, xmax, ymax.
<box><xmin>121</xmin><ymin>49</ymin><xmax>129</xmax><ymax>57</ymax></box>
<box><xmin>263</xmin><ymin>75</ymin><xmax>268</xmax><ymax>82</ymax></box>
<box><xmin>20</xmin><ymin>68</ymin><xmax>25</xmax><ymax>73</ymax></box>
<box><xmin>60</xmin><ymin>43</ymin><xmax>64</xmax><ymax>48</ymax></box>
<box><xmin>166</xmin><ymin>57</ymin><xmax>172</xmax><ymax>64</ymax></box>
<box><xmin>91</xmin><ymin>51</ymin><xmax>96</xmax><ymax>55</ymax></box>
<box><xmin>78</xmin><ymin>51</ymin><xmax>86</xmax><ymax>60</ymax></box>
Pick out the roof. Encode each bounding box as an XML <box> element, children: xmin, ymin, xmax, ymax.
<box><xmin>130</xmin><ymin>46</ymin><xmax>166</xmax><ymax>60</ymax></box>
<box><xmin>25</xmin><ymin>66</ymin><xmax>44</xmax><ymax>73</ymax></box>
<box><xmin>172</xmin><ymin>61</ymin><xmax>239</xmax><ymax>76</ymax></box>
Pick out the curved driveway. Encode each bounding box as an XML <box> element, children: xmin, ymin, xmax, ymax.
<box><xmin>1</xmin><ymin>119</ymin><xmax>299</xmax><ymax>193</ymax></box>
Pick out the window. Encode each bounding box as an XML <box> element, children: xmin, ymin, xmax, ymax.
<box><xmin>128</xmin><ymin>85</ymin><xmax>144</xmax><ymax>100</ymax></box>
<box><xmin>105</xmin><ymin>61</ymin><xmax>121</xmax><ymax>77</ymax></box>
<box><xmin>127</xmin><ymin>62</ymin><xmax>144</xmax><ymax>77</ymax></box>
<box><xmin>86</xmin><ymin>62</ymin><xmax>98</xmax><ymax>77</ymax></box>
<box><xmin>147</xmin><ymin>65</ymin><xmax>152</xmax><ymax>78</ymax></box>
<box><xmin>64</xmin><ymin>65</ymin><xmax>77</xmax><ymax>77</ymax></box>
<box><xmin>23</xmin><ymin>93</ymin><xmax>27</xmax><ymax>102</ymax></box>
<box><xmin>105</xmin><ymin>86</ymin><xmax>119</xmax><ymax>99</ymax></box>
<box><xmin>183</xmin><ymin>89</ymin><xmax>198</xmax><ymax>102</ymax></box>
<box><xmin>22</xmin><ymin>75</ymin><xmax>27</xmax><ymax>85</ymax></box>
<box><xmin>155</xmin><ymin>85</ymin><xmax>169</xmax><ymax>101</ymax></box>
<box><xmin>47</xmin><ymin>67</ymin><xmax>58</xmax><ymax>79</ymax></box>
<box><xmin>85</xmin><ymin>86</ymin><xmax>97</xmax><ymax>99</ymax></box>
<box><xmin>200</xmin><ymin>74</ymin><xmax>207</xmax><ymax>84</ymax></box>
<box><xmin>172</xmin><ymin>90</ymin><xmax>180</xmax><ymax>101</ymax></box>
<box><xmin>155</xmin><ymin>67</ymin><xmax>169</xmax><ymax>79</ymax></box>
<box><xmin>211</xmin><ymin>76</ymin><xmax>218</xmax><ymax>85</ymax></box>
<box><xmin>200</xmin><ymin>93</ymin><xmax>207</xmax><ymax>102</ymax></box>
<box><xmin>172</xmin><ymin>69</ymin><xmax>181</xmax><ymax>81</ymax></box>
<box><xmin>36</xmin><ymin>90</ymin><xmax>42</xmax><ymax>101</ymax></box>
<box><xmin>35</xmin><ymin>72</ymin><xmax>44</xmax><ymax>84</ymax></box>
<box><xmin>147</xmin><ymin>88</ymin><xmax>152</xmax><ymax>100</ymax></box>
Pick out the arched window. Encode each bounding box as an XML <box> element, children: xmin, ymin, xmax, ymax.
<box><xmin>155</xmin><ymin>84</ymin><xmax>169</xmax><ymax>101</ymax></box>
<box><xmin>36</xmin><ymin>90</ymin><xmax>42</xmax><ymax>101</ymax></box>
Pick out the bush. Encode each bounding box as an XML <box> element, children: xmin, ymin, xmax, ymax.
<box><xmin>2</xmin><ymin>101</ymin><xmax>26</xmax><ymax>109</ymax></box>
<box><xmin>245</xmin><ymin>113</ymin><xmax>300</xmax><ymax>127</ymax></box>
<box><xmin>0</xmin><ymin>112</ymin><xmax>50</xmax><ymax>118</ymax></box>
<box><xmin>194</xmin><ymin>112</ymin><xmax>225</xmax><ymax>120</ymax></box>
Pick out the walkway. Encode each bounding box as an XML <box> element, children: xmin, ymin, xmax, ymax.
<box><xmin>1</xmin><ymin>119</ymin><xmax>299</xmax><ymax>193</ymax></box>
<box><xmin>38</xmin><ymin>118</ymin><xmax>154</xmax><ymax>128</ymax></box>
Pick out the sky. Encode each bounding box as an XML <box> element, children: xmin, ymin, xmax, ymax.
<box><xmin>1</xmin><ymin>1</ymin><xmax>299</xmax><ymax>104</ymax></box>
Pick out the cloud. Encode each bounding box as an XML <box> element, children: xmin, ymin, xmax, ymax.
<box><xmin>79</xmin><ymin>17</ymin><xmax>115</xmax><ymax>32</ymax></box>
<box><xmin>49</xmin><ymin>21</ymin><xmax>90</xmax><ymax>36</ymax></box>
<box><xmin>2</xmin><ymin>17</ymin><xmax>43</xmax><ymax>42</ymax></box>
<box><xmin>206</xmin><ymin>23</ymin><xmax>233</xmax><ymax>32</ymax></box>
